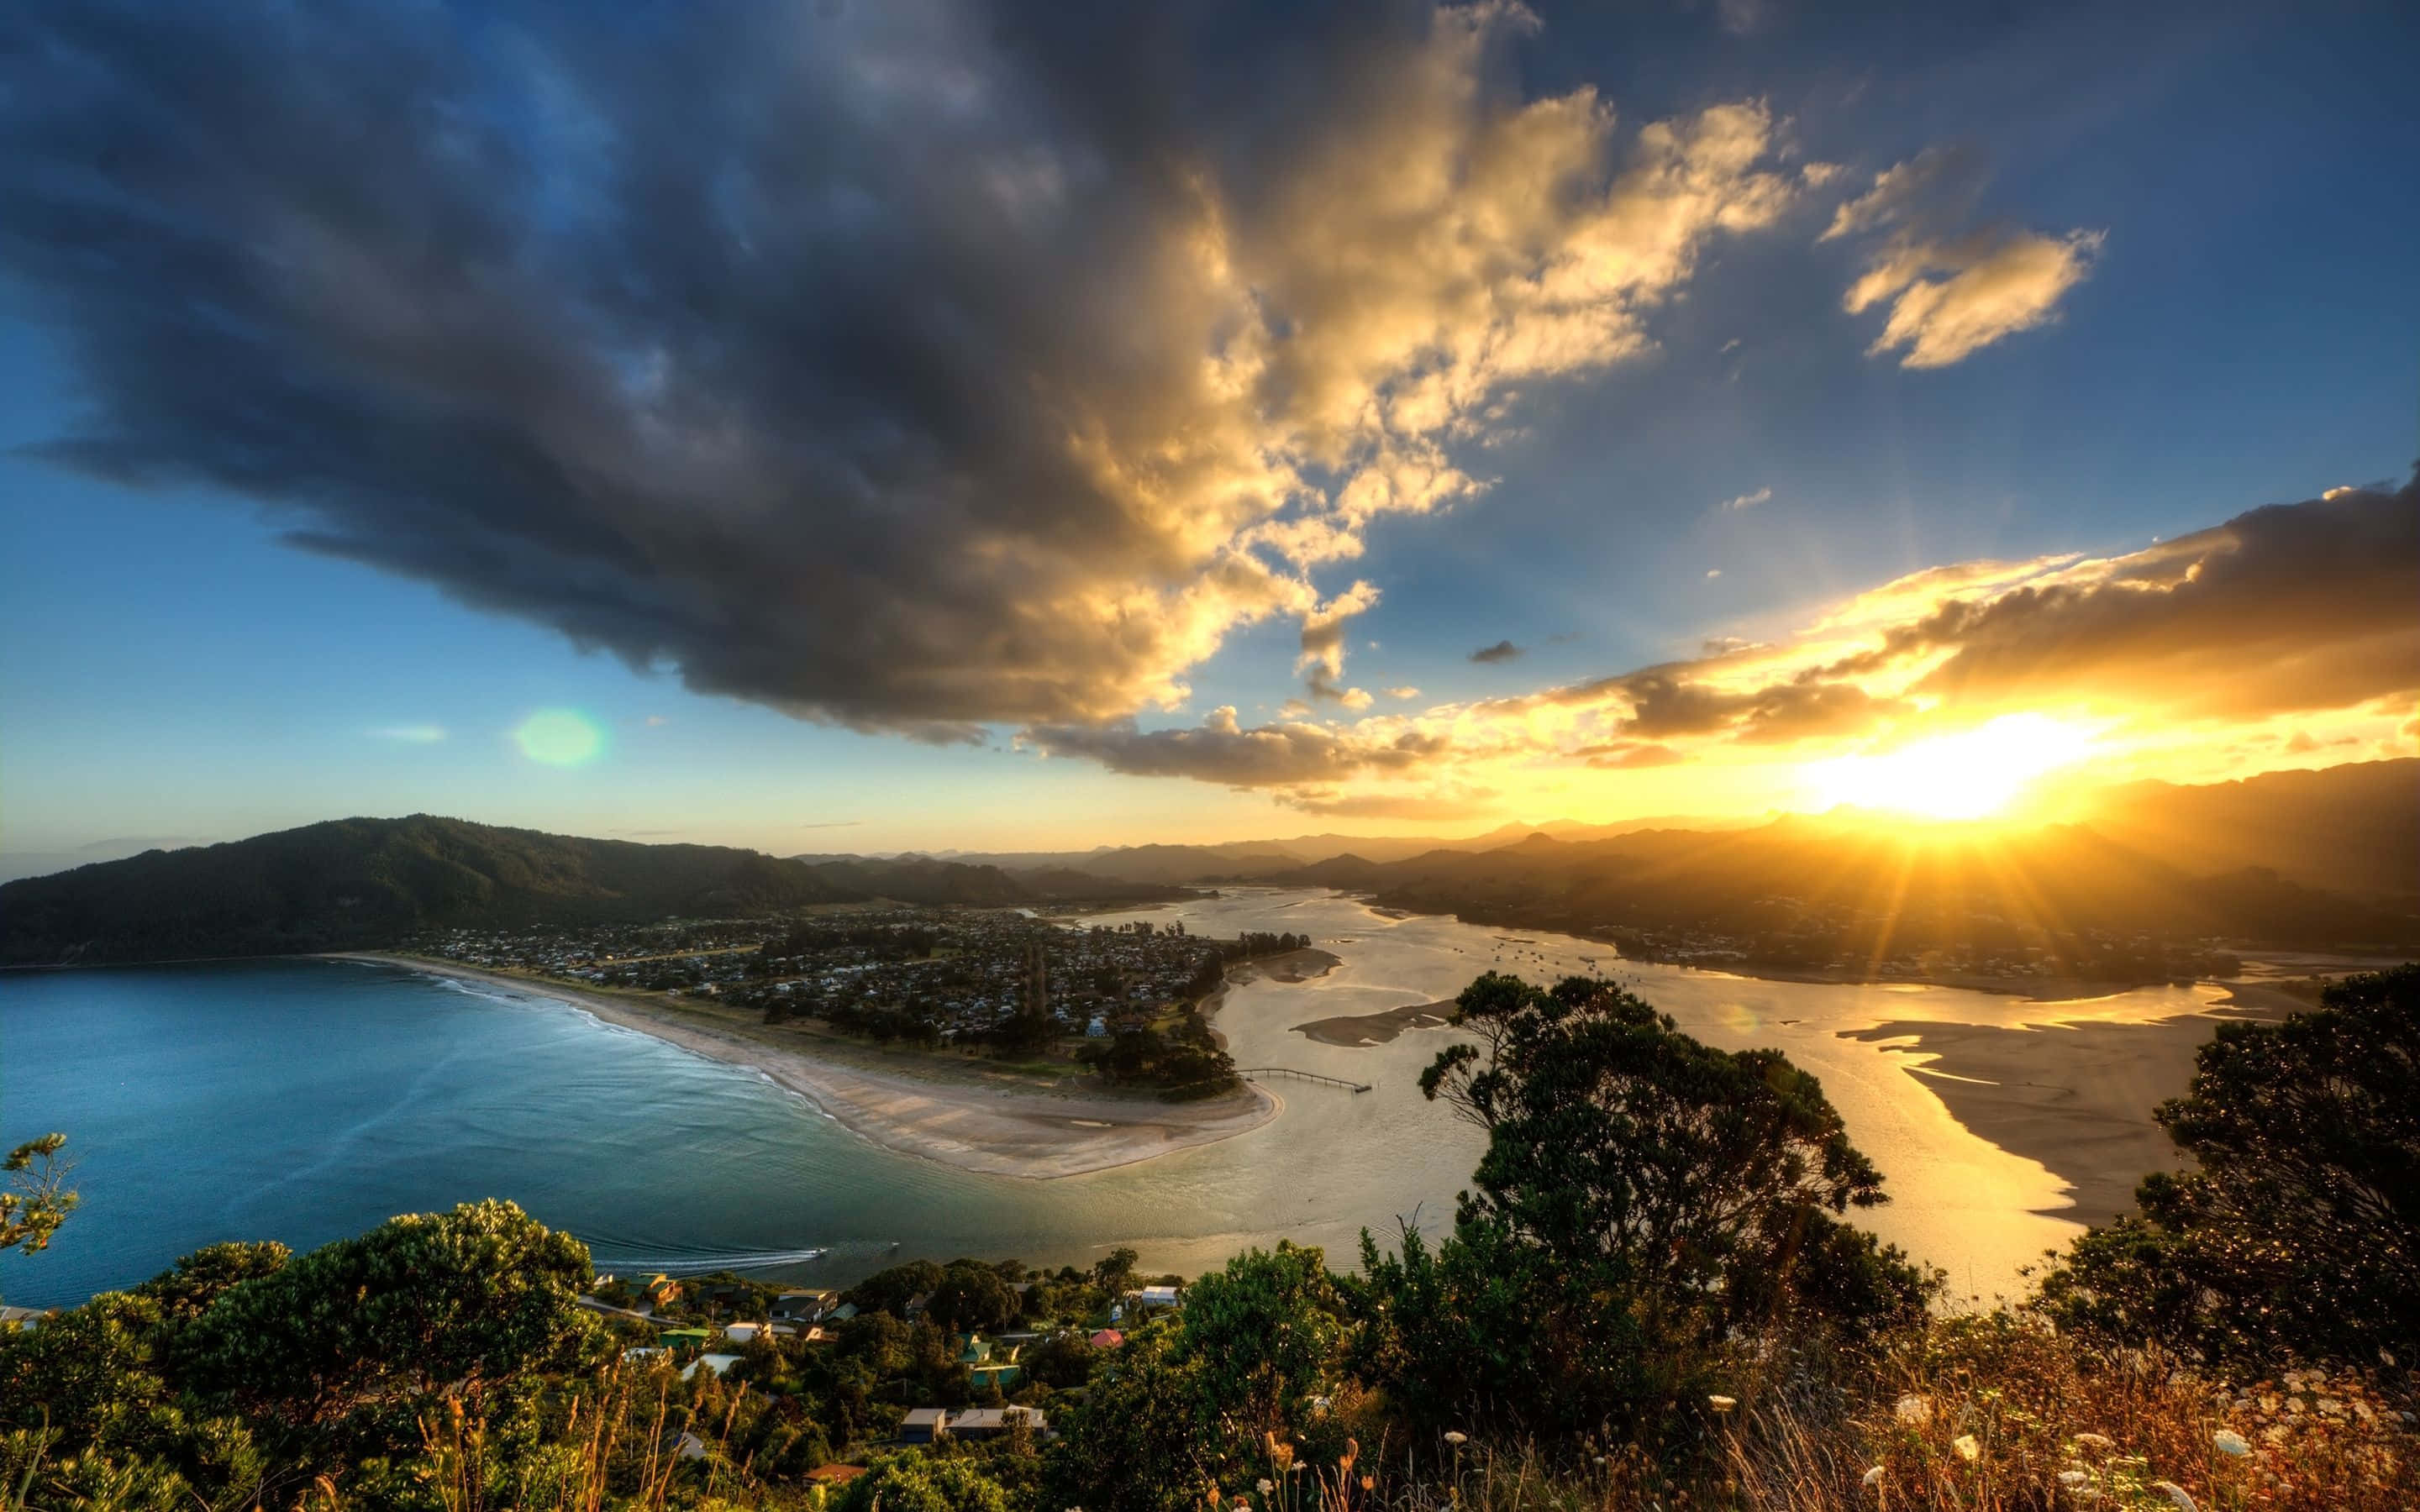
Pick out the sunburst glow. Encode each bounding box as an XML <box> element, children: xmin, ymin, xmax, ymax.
<box><xmin>1802</xmin><ymin>713</ymin><xmax>2094</xmax><ymax>821</ymax></box>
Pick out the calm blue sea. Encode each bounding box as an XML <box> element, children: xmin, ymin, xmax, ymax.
<box><xmin>0</xmin><ymin>958</ymin><xmax>1332</xmax><ymax>1309</ymax></box>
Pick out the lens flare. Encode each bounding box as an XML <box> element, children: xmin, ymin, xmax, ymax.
<box><xmin>513</xmin><ymin>708</ymin><xmax>606</xmax><ymax>766</ymax></box>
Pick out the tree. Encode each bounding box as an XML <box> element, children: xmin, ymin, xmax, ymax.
<box><xmin>1045</xmin><ymin>1326</ymin><xmax>1210</xmax><ymax>1512</ymax></box>
<box><xmin>1</xmin><ymin>1133</ymin><xmax>78</xmax><ymax>1262</ymax></box>
<box><xmin>1091</xmin><ymin>1247</ymin><xmax>1140</xmax><ymax>1295</ymax></box>
<box><xmin>176</xmin><ymin>1200</ymin><xmax>602</xmax><ymax>1432</ymax></box>
<box><xmin>1019</xmin><ymin>1331</ymin><xmax>1095</xmax><ymax>1389</ymax></box>
<box><xmin>2037</xmin><ymin>964</ymin><xmax>2420</xmax><ymax>1372</ymax></box>
<box><xmin>133</xmin><ymin>1242</ymin><xmax>292</xmax><ymax>1324</ymax></box>
<box><xmin>1364</xmin><ymin>973</ymin><xmax>1931</xmax><ymax>1439</ymax></box>
<box><xmin>1178</xmin><ymin>1242</ymin><xmax>1344</xmax><ymax>1448</ymax></box>
<box><xmin>1421</xmin><ymin>974</ymin><xmax>1911</xmax><ymax>1318</ymax></box>
<box><xmin>834</xmin><ymin>1451</ymin><xmax>1014</xmax><ymax>1512</ymax></box>
<box><xmin>926</xmin><ymin>1263</ymin><xmax>1018</xmax><ymax>1336</ymax></box>
<box><xmin>849</xmin><ymin>1259</ymin><xmax>945</xmax><ymax>1319</ymax></box>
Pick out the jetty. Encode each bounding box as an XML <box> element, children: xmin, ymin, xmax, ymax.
<box><xmin>1237</xmin><ymin>1066</ymin><xmax>1372</xmax><ymax>1094</ymax></box>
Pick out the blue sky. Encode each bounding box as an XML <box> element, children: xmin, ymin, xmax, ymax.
<box><xmin>3</xmin><ymin>1</ymin><xmax>2414</xmax><ymax>875</ymax></box>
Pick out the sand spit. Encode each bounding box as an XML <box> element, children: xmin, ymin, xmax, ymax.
<box><xmin>321</xmin><ymin>953</ymin><xmax>1277</xmax><ymax>1181</ymax></box>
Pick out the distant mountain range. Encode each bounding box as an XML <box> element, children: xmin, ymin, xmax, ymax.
<box><xmin>881</xmin><ymin>813</ymin><xmax>1764</xmax><ymax>885</ymax></box>
<box><xmin>7</xmin><ymin>762</ymin><xmax>2412</xmax><ymax>968</ymax></box>
<box><xmin>1258</xmin><ymin>762</ymin><xmax>2420</xmax><ymax>958</ymax></box>
<box><xmin>0</xmin><ymin>816</ymin><xmax>1186</xmax><ymax>967</ymax></box>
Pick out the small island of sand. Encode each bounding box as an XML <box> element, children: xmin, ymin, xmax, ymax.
<box><xmin>1291</xmin><ymin>1000</ymin><xmax>1455</xmax><ymax>1047</ymax></box>
<box><xmin>1224</xmin><ymin>946</ymin><xmax>1342</xmax><ymax>984</ymax></box>
<box><xmin>324</xmin><ymin>953</ymin><xmax>1277</xmax><ymax>1181</ymax></box>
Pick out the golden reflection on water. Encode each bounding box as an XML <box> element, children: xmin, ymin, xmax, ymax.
<box><xmin>1077</xmin><ymin>888</ymin><xmax>2223</xmax><ymax>1303</ymax></box>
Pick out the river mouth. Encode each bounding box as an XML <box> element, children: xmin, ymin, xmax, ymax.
<box><xmin>1081</xmin><ymin>887</ymin><xmax>2243</xmax><ymax>1305</ymax></box>
<box><xmin>2</xmin><ymin>889</ymin><xmax>2241</xmax><ymax>1307</ymax></box>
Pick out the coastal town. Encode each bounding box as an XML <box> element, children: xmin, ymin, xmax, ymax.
<box><xmin>407</xmin><ymin>909</ymin><xmax>1321</xmax><ymax>1090</ymax></box>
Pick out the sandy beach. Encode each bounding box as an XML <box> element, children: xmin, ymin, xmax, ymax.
<box><xmin>322</xmin><ymin>953</ymin><xmax>1277</xmax><ymax>1180</ymax></box>
<box><xmin>1837</xmin><ymin>991</ymin><xmax>2291</xmax><ymax>1226</ymax></box>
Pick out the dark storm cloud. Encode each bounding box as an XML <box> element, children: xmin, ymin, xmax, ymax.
<box><xmin>0</xmin><ymin>0</ymin><xmax>1807</xmax><ymax>748</ymax></box>
<box><xmin>1022</xmin><ymin>706</ymin><xmax>1449</xmax><ymax>787</ymax></box>
<box><xmin>1607</xmin><ymin>669</ymin><xmax>1908</xmax><ymax>744</ymax></box>
<box><xmin>1470</xmin><ymin>639</ymin><xmax>1527</xmax><ymax>664</ymax></box>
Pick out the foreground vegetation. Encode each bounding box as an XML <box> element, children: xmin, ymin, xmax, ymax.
<box><xmin>3</xmin><ymin>969</ymin><xmax>2411</xmax><ymax>1510</ymax></box>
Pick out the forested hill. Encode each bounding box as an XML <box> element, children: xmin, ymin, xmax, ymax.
<box><xmin>0</xmin><ymin>816</ymin><xmax>1173</xmax><ymax>967</ymax></box>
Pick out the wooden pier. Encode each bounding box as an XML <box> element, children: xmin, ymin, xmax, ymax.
<box><xmin>1237</xmin><ymin>1066</ymin><xmax>1372</xmax><ymax>1094</ymax></box>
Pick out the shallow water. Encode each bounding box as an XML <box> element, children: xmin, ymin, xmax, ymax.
<box><xmin>0</xmin><ymin>890</ymin><xmax>2217</xmax><ymax>1308</ymax></box>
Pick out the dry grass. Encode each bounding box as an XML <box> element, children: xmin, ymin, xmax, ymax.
<box><xmin>1226</xmin><ymin>1315</ymin><xmax>2416</xmax><ymax>1512</ymax></box>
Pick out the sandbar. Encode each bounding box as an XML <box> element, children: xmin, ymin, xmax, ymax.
<box><xmin>1291</xmin><ymin>1000</ymin><xmax>1454</xmax><ymax>1047</ymax></box>
<box><xmin>1838</xmin><ymin>996</ymin><xmax>2287</xmax><ymax>1226</ymax></box>
<box><xmin>321</xmin><ymin>953</ymin><xmax>1277</xmax><ymax>1181</ymax></box>
<box><xmin>1227</xmin><ymin>948</ymin><xmax>1343</xmax><ymax>985</ymax></box>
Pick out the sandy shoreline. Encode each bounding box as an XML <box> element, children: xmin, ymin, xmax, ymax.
<box><xmin>320</xmin><ymin>953</ymin><xmax>1278</xmax><ymax>1181</ymax></box>
<box><xmin>1838</xmin><ymin>990</ymin><xmax>2292</xmax><ymax>1226</ymax></box>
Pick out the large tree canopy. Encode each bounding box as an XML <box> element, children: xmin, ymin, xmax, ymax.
<box><xmin>178</xmin><ymin>1199</ymin><xmax>602</xmax><ymax>1428</ymax></box>
<box><xmin>1359</xmin><ymin>973</ymin><xmax>1932</xmax><ymax>1437</ymax></box>
<box><xmin>1421</xmin><ymin>973</ymin><xmax>1897</xmax><ymax>1304</ymax></box>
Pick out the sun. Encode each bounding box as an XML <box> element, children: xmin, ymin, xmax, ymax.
<box><xmin>1802</xmin><ymin>714</ymin><xmax>2094</xmax><ymax>822</ymax></box>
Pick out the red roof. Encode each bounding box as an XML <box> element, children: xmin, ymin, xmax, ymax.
<box><xmin>1090</xmin><ymin>1328</ymin><xmax>1124</xmax><ymax>1348</ymax></box>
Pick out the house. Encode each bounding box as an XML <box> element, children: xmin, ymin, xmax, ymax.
<box><xmin>656</xmin><ymin>1327</ymin><xmax>713</xmax><ymax>1355</ymax></box>
<box><xmin>969</xmin><ymin>1362</ymin><xmax>1023</xmax><ymax>1391</ymax></box>
<box><xmin>681</xmin><ymin>1352</ymin><xmax>744</xmax><ymax>1381</ymax></box>
<box><xmin>947</xmin><ymin>1406</ymin><xmax>1046</xmax><ymax>1441</ymax></box>
<box><xmin>1089</xmin><ymin>1328</ymin><xmax>1123</xmax><ymax>1349</ymax></box>
<box><xmin>1138</xmin><ymin>1284</ymin><xmax>1181</xmax><ymax>1308</ymax></box>
<box><xmin>897</xmin><ymin>1408</ymin><xmax>950</xmax><ymax>1446</ymax></box>
<box><xmin>723</xmin><ymin>1321</ymin><xmax>792</xmax><ymax>1344</ymax></box>
<box><xmin>0</xmin><ymin>1305</ymin><xmax>45</xmax><ymax>1332</ymax></box>
<box><xmin>771</xmin><ymin>1289</ymin><xmax>838</xmax><ymax>1322</ymax></box>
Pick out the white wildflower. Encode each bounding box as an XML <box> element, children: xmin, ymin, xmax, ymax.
<box><xmin>1953</xmin><ymin>1434</ymin><xmax>1980</xmax><ymax>1462</ymax></box>
<box><xmin>2212</xmin><ymin>1429</ymin><xmax>2250</xmax><ymax>1457</ymax></box>
<box><xmin>1707</xmin><ymin>1394</ymin><xmax>1737</xmax><ymax>1414</ymax></box>
<box><xmin>2058</xmin><ymin>1470</ymin><xmax>2089</xmax><ymax>1487</ymax></box>
<box><xmin>2151</xmin><ymin>1482</ymin><xmax>2198</xmax><ymax>1512</ymax></box>
<box><xmin>1257</xmin><ymin>1481</ymin><xmax>1274</xmax><ymax>1495</ymax></box>
<box><xmin>1443</xmin><ymin>1431</ymin><xmax>1467</xmax><ymax>1446</ymax></box>
<box><xmin>1860</xmin><ymin>1464</ymin><xmax>1885</xmax><ymax>1490</ymax></box>
<box><xmin>1894</xmin><ymin>1394</ymin><xmax>1933</xmax><ymax>1426</ymax></box>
